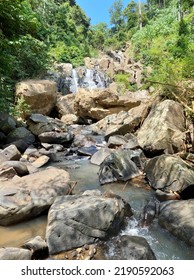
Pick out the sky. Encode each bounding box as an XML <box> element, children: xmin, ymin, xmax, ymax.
<box><xmin>76</xmin><ymin>0</ymin><xmax>130</xmax><ymax>26</ymax></box>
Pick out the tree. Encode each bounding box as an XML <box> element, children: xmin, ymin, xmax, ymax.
<box><xmin>109</xmin><ymin>0</ymin><xmax>124</xmax><ymax>31</ymax></box>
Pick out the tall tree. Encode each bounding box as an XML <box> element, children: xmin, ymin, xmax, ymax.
<box><xmin>109</xmin><ymin>0</ymin><xmax>124</xmax><ymax>31</ymax></box>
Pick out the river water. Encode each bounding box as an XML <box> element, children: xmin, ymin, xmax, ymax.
<box><xmin>0</xmin><ymin>158</ymin><xmax>194</xmax><ymax>260</ymax></box>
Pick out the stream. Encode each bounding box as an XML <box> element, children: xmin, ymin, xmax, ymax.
<box><xmin>0</xmin><ymin>158</ymin><xmax>194</xmax><ymax>260</ymax></box>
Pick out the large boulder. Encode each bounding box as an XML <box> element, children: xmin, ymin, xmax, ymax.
<box><xmin>137</xmin><ymin>100</ymin><xmax>185</xmax><ymax>154</ymax></box>
<box><xmin>144</xmin><ymin>155</ymin><xmax>194</xmax><ymax>199</ymax></box>
<box><xmin>55</xmin><ymin>94</ymin><xmax>76</xmax><ymax>117</ymax></box>
<box><xmin>91</xmin><ymin>103</ymin><xmax>149</xmax><ymax>140</ymax></box>
<box><xmin>74</xmin><ymin>88</ymin><xmax>141</xmax><ymax>121</ymax></box>
<box><xmin>99</xmin><ymin>149</ymin><xmax>143</xmax><ymax>185</ymax></box>
<box><xmin>15</xmin><ymin>80</ymin><xmax>57</xmax><ymax>117</ymax></box>
<box><xmin>46</xmin><ymin>193</ymin><xmax>132</xmax><ymax>254</ymax></box>
<box><xmin>0</xmin><ymin>167</ymin><xmax>72</xmax><ymax>225</ymax></box>
<box><xmin>158</xmin><ymin>199</ymin><xmax>194</xmax><ymax>247</ymax></box>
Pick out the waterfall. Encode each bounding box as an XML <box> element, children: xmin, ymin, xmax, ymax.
<box><xmin>46</xmin><ymin>65</ymin><xmax>111</xmax><ymax>95</ymax></box>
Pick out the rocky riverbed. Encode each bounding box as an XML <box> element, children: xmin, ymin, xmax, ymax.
<box><xmin>0</xmin><ymin>49</ymin><xmax>194</xmax><ymax>260</ymax></box>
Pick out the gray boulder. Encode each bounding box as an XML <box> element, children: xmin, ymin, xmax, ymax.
<box><xmin>99</xmin><ymin>149</ymin><xmax>142</xmax><ymax>185</ymax></box>
<box><xmin>0</xmin><ymin>247</ymin><xmax>32</xmax><ymax>260</ymax></box>
<box><xmin>90</xmin><ymin>148</ymin><xmax>112</xmax><ymax>165</ymax></box>
<box><xmin>0</xmin><ymin>112</ymin><xmax>16</xmax><ymax>134</ymax></box>
<box><xmin>144</xmin><ymin>155</ymin><xmax>194</xmax><ymax>199</ymax></box>
<box><xmin>0</xmin><ymin>161</ymin><xmax>29</xmax><ymax>176</ymax></box>
<box><xmin>46</xmin><ymin>193</ymin><xmax>132</xmax><ymax>255</ymax></box>
<box><xmin>159</xmin><ymin>199</ymin><xmax>194</xmax><ymax>246</ymax></box>
<box><xmin>0</xmin><ymin>145</ymin><xmax>21</xmax><ymax>164</ymax></box>
<box><xmin>137</xmin><ymin>100</ymin><xmax>185</xmax><ymax>154</ymax></box>
<box><xmin>0</xmin><ymin>167</ymin><xmax>72</xmax><ymax>225</ymax></box>
<box><xmin>6</xmin><ymin>127</ymin><xmax>35</xmax><ymax>145</ymax></box>
<box><xmin>96</xmin><ymin>235</ymin><xmax>156</xmax><ymax>260</ymax></box>
<box><xmin>38</xmin><ymin>131</ymin><xmax>73</xmax><ymax>145</ymax></box>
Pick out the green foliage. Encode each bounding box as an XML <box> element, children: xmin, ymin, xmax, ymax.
<box><xmin>115</xmin><ymin>73</ymin><xmax>136</xmax><ymax>93</ymax></box>
<box><xmin>12</xmin><ymin>96</ymin><xmax>31</xmax><ymax>119</ymax></box>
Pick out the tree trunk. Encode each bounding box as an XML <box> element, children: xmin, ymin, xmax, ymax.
<box><xmin>138</xmin><ymin>0</ymin><xmax>143</xmax><ymax>30</ymax></box>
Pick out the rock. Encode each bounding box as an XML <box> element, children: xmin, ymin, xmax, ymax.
<box><xmin>144</xmin><ymin>154</ymin><xmax>194</xmax><ymax>199</ymax></box>
<box><xmin>107</xmin><ymin>135</ymin><xmax>128</xmax><ymax>148</ymax></box>
<box><xmin>95</xmin><ymin>235</ymin><xmax>156</xmax><ymax>260</ymax></box>
<box><xmin>0</xmin><ymin>167</ymin><xmax>17</xmax><ymax>181</ymax></box>
<box><xmin>61</xmin><ymin>114</ymin><xmax>79</xmax><ymax>125</ymax></box>
<box><xmin>46</xmin><ymin>193</ymin><xmax>132</xmax><ymax>254</ymax></box>
<box><xmin>55</xmin><ymin>94</ymin><xmax>76</xmax><ymax>116</ymax></box>
<box><xmin>0</xmin><ymin>247</ymin><xmax>32</xmax><ymax>260</ymax></box>
<box><xmin>74</xmin><ymin>88</ymin><xmax>141</xmax><ymax>121</ymax></box>
<box><xmin>0</xmin><ymin>145</ymin><xmax>21</xmax><ymax>164</ymax></box>
<box><xmin>158</xmin><ymin>199</ymin><xmax>194</xmax><ymax>246</ymax></box>
<box><xmin>38</xmin><ymin>131</ymin><xmax>73</xmax><ymax>145</ymax></box>
<box><xmin>122</xmin><ymin>133</ymin><xmax>140</xmax><ymax>149</ymax></box>
<box><xmin>77</xmin><ymin>146</ymin><xmax>98</xmax><ymax>157</ymax></box>
<box><xmin>137</xmin><ymin>100</ymin><xmax>185</xmax><ymax>154</ymax></box>
<box><xmin>0</xmin><ymin>112</ymin><xmax>16</xmax><ymax>134</ymax></box>
<box><xmin>27</xmin><ymin>114</ymin><xmax>67</xmax><ymax>136</ymax></box>
<box><xmin>90</xmin><ymin>148</ymin><xmax>112</xmax><ymax>166</ymax></box>
<box><xmin>0</xmin><ymin>167</ymin><xmax>72</xmax><ymax>225</ymax></box>
<box><xmin>22</xmin><ymin>236</ymin><xmax>48</xmax><ymax>260</ymax></box>
<box><xmin>91</xmin><ymin>103</ymin><xmax>149</xmax><ymax>140</ymax></box>
<box><xmin>15</xmin><ymin>80</ymin><xmax>57</xmax><ymax>117</ymax></box>
<box><xmin>6</xmin><ymin>127</ymin><xmax>35</xmax><ymax>146</ymax></box>
<box><xmin>99</xmin><ymin>149</ymin><xmax>142</xmax><ymax>185</ymax></box>
<box><xmin>155</xmin><ymin>189</ymin><xmax>181</xmax><ymax>202</ymax></box>
<box><xmin>31</xmin><ymin>155</ymin><xmax>50</xmax><ymax>168</ymax></box>
<box><xmin>7</xmin><ymin>139</ymin><xmax>29</xmax><ymax>153</ymax></box>
<box><xmin>0</xmin><ymin>161</ymin><xmax>29</xmax><ymax>176</ymax></box>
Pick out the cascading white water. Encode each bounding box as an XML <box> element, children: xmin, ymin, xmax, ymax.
<box><xmin>70</xmin><ymin>69</ymin><xmax>79</xmax><ymax>93</ymax></box>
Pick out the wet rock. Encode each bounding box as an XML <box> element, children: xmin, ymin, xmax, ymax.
<box><xmin>122</xmin><ymin>133</ymin><xmax>140</xmax><ymax>150</ymax></box>
<box><xmin>95</xmin><ymin>235</ymin><xmax>156</xmax><ymax>260</ymax></box>
<box><xmin>0</xmin><ymin>132</ymin><xmax>6</xmax><ymax>144</ymax></box>
<box><xmin>137</xmin><ymin>100</ymin><xmax>185</xmax><ymax>154</ymax></box>
<box><xmin>22</xmin><ymin>236</ymin><xmax>48</xmax><ymax>260</ymax></box>
<box><xmin>139</xmin><ymin>200</ymin><xmax>157</xmax><ymax>227</ymax></box>
<box><xmin>159</xmin><ymin>199</ymin><xmax>194</xmax><ymax>247</ymax></box>
<box><xmin>6</xmin><ymin>127</ymin><xmax>35</xmax><ymax>146</ymax></box>
<box><xmin>99</xmin><ymin>149</ymin><xmax>142</xmax><ymax>185</ymax></box>
<box><xmin>155</xmin><ymin>189</ymin><xmax>181</xmax><ymax>202</ymax></box>
<box><xmin>0</xmin><ymin>145</ymin><xmax>21</xmax><ymax>164</ymax></box>
<box><xmin>144</xmin><ymin>155</ymin><xmax>194</xmax><ymax>199</ymax></box>
<box><xmin>15</xmin><ymin>80</ymin><xmax>57</xmax><ymax>117</ymax></box>
<box><xmin>46</xmin><ymin>193</ymin><xmax>132</xmax><ymax>255</ymax></box>
<box><xmin>0</xmin><ymin>247</ymin><xmax>32</xmax><ymax>260</ymax></box>
<box><xmin>0</xmin><ymin>167</ymin><xmax>72</xmax><ymax>225</ymax></box>
<box><xmin>77</xmin><ymin>145</ymin><xmax>98</xmax><ymax>157</ymax></box>
<box><xmin>90</xmin><ymin>148</ymin><xmax>112</xmax><ymax>166</ymax></box>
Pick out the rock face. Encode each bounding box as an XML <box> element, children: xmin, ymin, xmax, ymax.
<box><xmin>137</xmin><ymin>100</ymin><xmax>185</xmax><ymax>154</ymax></box>
<box><xmin>15</xmin><ymin>80</ymin><xmax>57</xmax><ymax>117</ymax></box>
<box><xmin>46</xmin><ymin>193</ymin><xmax>132</xmax><ymax>255</ymax></box>
<box><xmin>74</xmin><ymin>88</ymin><xmax>141</xmax><ymax>121</ymax></box>
<box><xmin>6</xmin><ymin>127</ymin><xmax>35</xmax><ymax>145</ymax></box>
<box><xmin>144</xmin><ymin>155</ymin><xmax>194</xmax><ymax>199</ymax></box>
<box><xmin>55</xmin><ymin>94</ymin><xmax>76</xmax><ymax>117</ymax></box>
<box><xmin>99</xmin><ymin>149</ymin><xmax>142</xmax><ymax>185</ymax></box>
<box><xmin>96</xmin><ymin>235</ymin><xmax>156</xmax><ymax>260</ymax></box>
<box><xmin>159</xmin><ymin>199</ymin><xmax>194</xmax><ymax>247</ymax></box>
<box><xmin>0</xmin><ymin>167</ymin><xmax>71</xmax><ymax>225</ymax></box>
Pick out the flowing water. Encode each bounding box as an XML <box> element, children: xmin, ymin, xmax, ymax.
<box><xmin>0</xmin><ymin>158</ymin><xmax>194</xmax><ymax>259</ymax></box>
